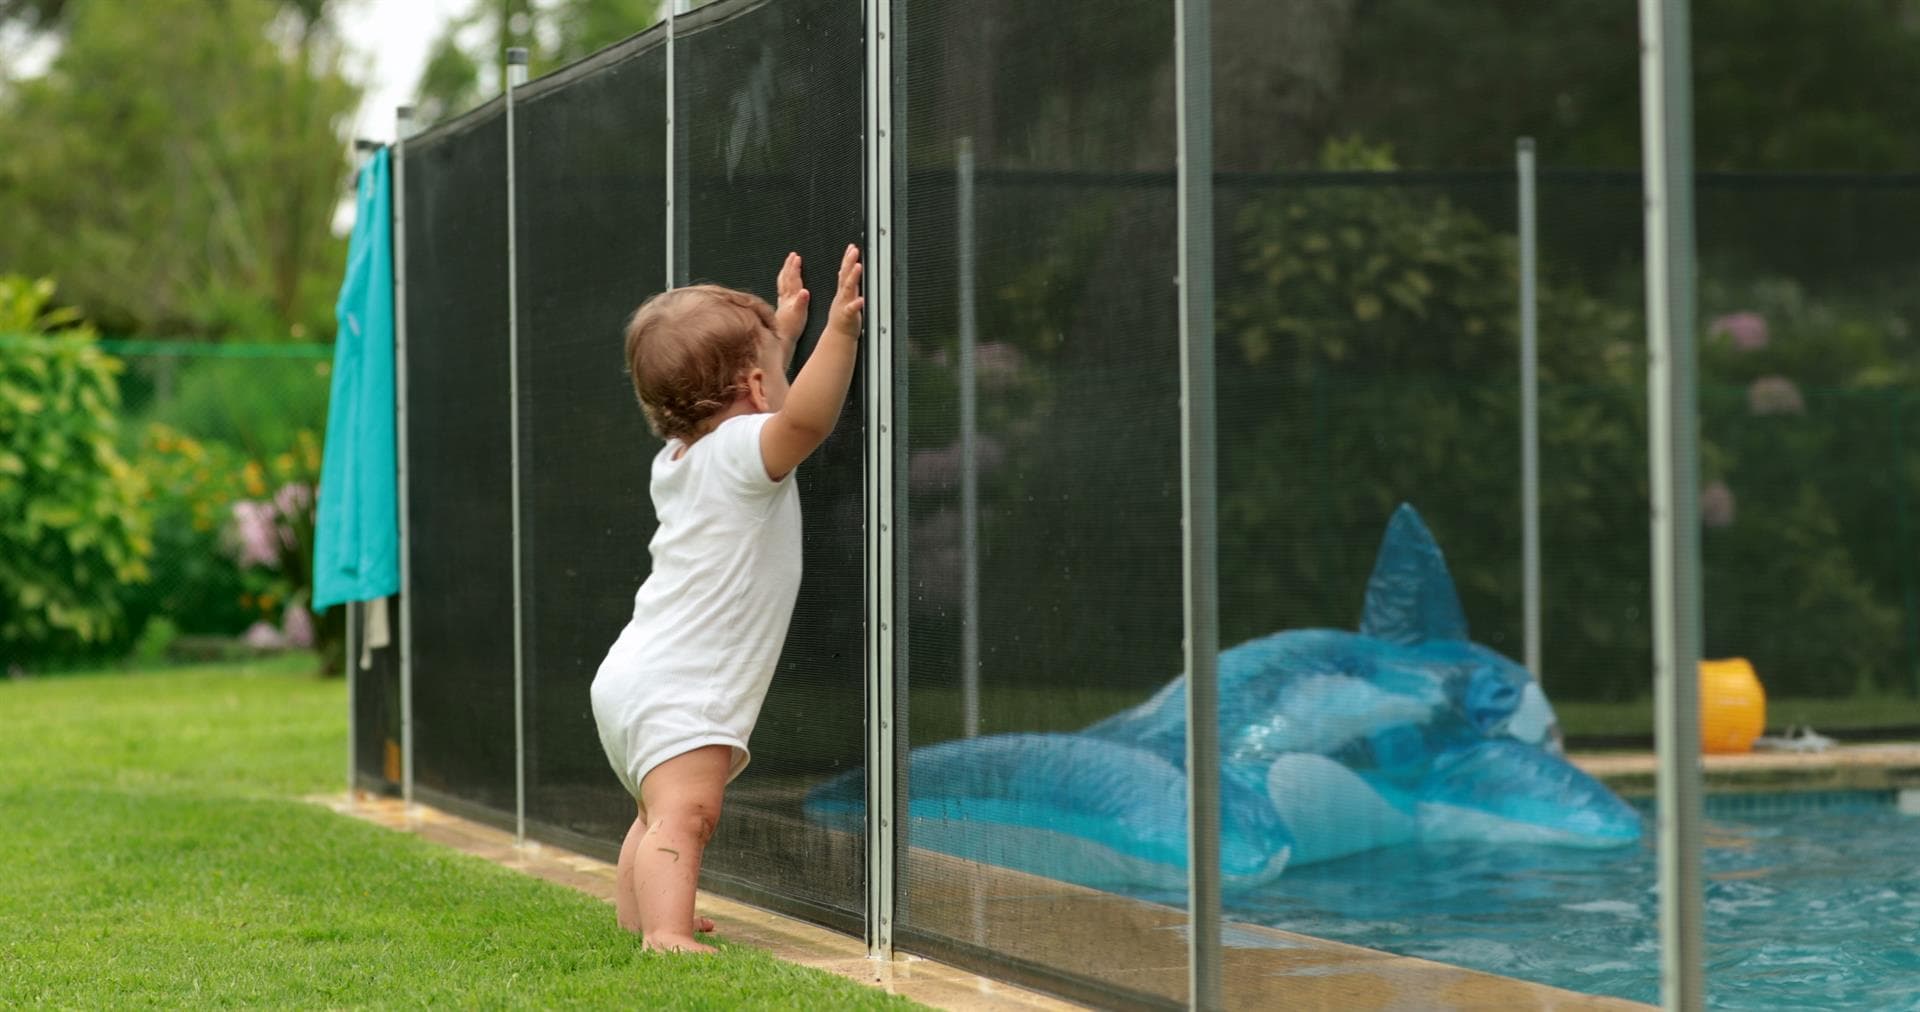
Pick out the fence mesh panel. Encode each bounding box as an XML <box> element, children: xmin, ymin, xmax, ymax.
<box><xmin>513</xmin><ymin>32</ymin><xmax>671</xmax><ymax>854</ymax></box>
<box><xmin>358</xmin><ymin>1</ymin><xmax>1920</xmax><ymax>1004</ymax></box>
<box><xmin>669</xmin><ymin>0</ymin><xmax>868</xmax><ymax>923</ymax></box>
<box><xmin>401</xmin><ymin>106</ymin><xmax>519</xmax><ymax>822</ymax></box>
<box><xmin>892</xmin><ymin>0</ymin><xmax>1189</xmax><ymax>1003</ymax></box>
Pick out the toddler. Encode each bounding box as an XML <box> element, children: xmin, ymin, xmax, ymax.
<box><xmin>590</xmin><ymin>245</ymin><xmax>864</xmax><ymax>953</ymax></box>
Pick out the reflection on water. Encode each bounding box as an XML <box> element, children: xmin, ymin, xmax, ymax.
<box><xmin>1203</xmin><ymin>804</ymin><xmax>1920</xmax><ymax>1008</ymax></box>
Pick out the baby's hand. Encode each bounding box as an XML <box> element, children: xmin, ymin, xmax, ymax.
<box><xmin>773</xmin><ymin>252</ymin><xmax>810</xmax><ymax>341</ymax></box>
<box><xmin>827</xmin><ymin>244</ymin><xmax>864</xmax><ymax>338</ymax></box>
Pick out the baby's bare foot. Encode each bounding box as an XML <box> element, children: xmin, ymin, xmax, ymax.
<box><xmin>642</xmin><ymin>934</ymin><xmax>717</xmax><ymax>954</ymax></box>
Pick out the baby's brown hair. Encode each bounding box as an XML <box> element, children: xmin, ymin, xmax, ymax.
<box><xmin>624</xmin><ymin>284</ymin><xmax>777</xmax><ymax>441</ymax></box>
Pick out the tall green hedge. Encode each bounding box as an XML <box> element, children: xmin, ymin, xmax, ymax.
<box><xmin>0</xmin><ymin>279</ymin><xmax>151</xmax><ymax>662</ymax></box>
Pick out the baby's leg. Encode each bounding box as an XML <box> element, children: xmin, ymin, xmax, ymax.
<box><xmin>614</xmin><ymin>801</ymin><xmax>646</xmax><ymax>933</ymax></box>
<box><xmin>634</xmin><ymin>744</ymin><xmax>733</xmax><ymax>953</ymax></box>
<box><xmin>615</xmin><ymin>799</ymin><xmax>715</xmax><ymax>935</ymax></box>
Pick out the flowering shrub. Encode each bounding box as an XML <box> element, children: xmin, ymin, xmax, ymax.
<box><xmin>122</xmin><ymin>424</ymin><xmax>322</xmax><ymax>650</ymax></box>
<box><xmin>1696</xmin><ymin>278</ymin><xmax>1913</xmax><ymax>695</ymax></box>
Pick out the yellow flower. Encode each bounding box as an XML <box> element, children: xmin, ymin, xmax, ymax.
<box><xmin>260</xmin><ymin>593</ymin><xmax>278</xmax><ymax>613</ymax></box>
<box><xmin>275</xmin><ymin>453</ymin><xmax>294</xmax><ymax>475</ymax></box>
<box><xmin>242</xmin><ymin>461</ymin><xmax>266</xmax><ymax>497</ymax></box>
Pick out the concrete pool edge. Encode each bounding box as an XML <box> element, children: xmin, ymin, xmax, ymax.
<box><xmin>318</xmin><ymin>793</ymin><xmax>1648</xmax><ymax>1011</ymax></box>
<box><xmin>1573</xmin><ymin>742</ymin><xmax>1920</xmax><ymax>798</ymax></box>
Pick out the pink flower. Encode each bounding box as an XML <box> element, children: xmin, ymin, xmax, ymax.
<box><xmin>242</xmin><ymin>621</ymin><xmax>287</xmax><ymax>650</ymax></box>
<box><xmin>1701</xmin><ymin>480</ymin><xmax>1736</xmax><ymax>528</ymax></box>
<box><xmin>1710</xmin><ymin>312</ymin><xmax>1769</xmax><ymax>352</ymax></box>
<box><xmin>273</xmin><ymin>482</ymin><xmax>313</xmax><ymax>550</ymax></box>
<box><xmin>281</xmin><ymin>603</ymin><xmax>315</xmax><ymax>649</ymax></box>
<box><xmin>274</xmin><ymin>482</ymin><xmax>313</xmax><ymax>519</ymax></box>
<box><xmin>972</xmin><ymin>342</ymin><xmax>1028</xmax><ymax>387</ymax></box>
<box><xmin>910</xmin><ymin>436</ymin><xmax>1007</xmax><ymax>495</ymax></box>
<box><xmin>230</xmin><ymin>500</ymin><xmax>282</xmax><ymax>568</ymax></box>
<box><xmin>1747</xmin><ymin>375</ymin><xmax>1804</xmax><ymax>416</ymax></box>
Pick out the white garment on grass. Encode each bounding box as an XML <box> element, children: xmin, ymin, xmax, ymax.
<box><xmin>591</xmin><ymin>413</ymin><xmax>802</xmax><ymax>798</ymax></box>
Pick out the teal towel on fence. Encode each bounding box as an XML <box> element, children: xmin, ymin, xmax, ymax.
<box><xmin>313</xmin><ymin>147</ymin><xmax>399</xmax><ymax>610</ymax></box>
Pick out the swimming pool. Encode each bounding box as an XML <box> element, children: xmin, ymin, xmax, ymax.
<box><xmin>1220</xmin><ymin>791</ymin><xmax>1920</xmax><ymax>1008</ymax></box>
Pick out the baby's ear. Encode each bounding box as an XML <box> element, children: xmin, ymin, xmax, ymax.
<box><xmin>745</xmin><ymin>367</ymin><xmax>771</xmax><ymax>413</ymax></box>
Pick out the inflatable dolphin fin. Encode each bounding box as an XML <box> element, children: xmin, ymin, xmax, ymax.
<box><xmin>1358</xmin><ymin>504</ymin><xmax>1469</xmax><ymax>646</ymax></box>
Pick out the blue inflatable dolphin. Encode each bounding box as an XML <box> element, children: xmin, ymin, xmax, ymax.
<box><xmin>805</xmin><ymin>505</ymin><xmax>1641</xmax><ymax>892</ymax></box>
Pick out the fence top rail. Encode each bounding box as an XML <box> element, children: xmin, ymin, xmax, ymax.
<box><xmin>406</xmin><ymin>93</ymin><xmax>506</xmax><ymax>153</ymax></box>
<box><xmin>0</xmin><ymin>333</ymin><xmax>333</xmax><ymax>359</ymax></box>
<box><xmin>513</xmin><ymin>18</ymin><xmax>668</xmax><ymax>106</ymax></box>
<box><xmin>880</xmin><ymin>165</ymin><xmax>1920</xmax><ymax>191</ymax></box>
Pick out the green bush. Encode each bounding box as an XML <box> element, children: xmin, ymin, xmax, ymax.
<box><xmin>0</xmin><ymin>278</ymin><xmax>151</xmax><ymax>664</ymax></box>
<box><xmin>1217</xmin><ymin>141</ymin><xmax>1915</xmax><ymax>700</ymax></box>
<box><xmin>1216</xmin><ymin>142</ymin><xmax>1656</xmax><ymax>699</ymax></box>
<box><xmin>119</xmin><ymin>425</ymin><xmax>252</xmax><ymax>639</ymax></box>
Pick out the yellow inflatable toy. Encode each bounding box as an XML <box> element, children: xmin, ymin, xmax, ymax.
<box><xmin>1699</xmin><ymin>658</ymin><xmax>1766</xmax><ymax>754</ymax></box>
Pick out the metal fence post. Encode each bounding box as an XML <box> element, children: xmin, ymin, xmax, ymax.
<box><xmin>667</xmin><ymin>0</ymin><xmax>690</xmax><ymax>288</ymax></box>
<box><xmin>1897</xmin><ymin>396</ymin><xmax>1920</xmax><ymax>696</ymax></box>
<box><xmin>346</xmin><ymin>600</ymin><xmax>358</xmax><ymax>800</ymax></box>
<box><xmin>1517</xmin><ymin>137</ymin><xmax>1542</xmax><ymax>680</ymax></box>
<box><xmin>1176</xmin><ymin>0</ymin><xmax>1221</xmax><ymax>1006</ymax></box>
<box><xmin>864</xmin><ymin>0</ymin><xmax>898</xmax><ymax>962</ymax></box>
<box><xmin>956</xmin><ymin>136</ymin><xmax>980</xmax><ymax>741</ymax></box>
<box><xmin>665</xmin><ymin>4</ymin><xmax>676</xmax><ymax>289</ymax></box>
<box><xmin>394</xmin><ymin>103</ymin><xmax>419</xmax><ymax>813</ymax></box>
<box><xmin>1638</xmin><ymin>0</ymin><xmax>1706</xmax><ymax>1008</ymax></box>
<box><xmin>506</xmin><ymin>46</ymin><xmax>529</xmax><ymax>849</ymax></box>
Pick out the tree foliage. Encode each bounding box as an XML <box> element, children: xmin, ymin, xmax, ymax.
<box><xmin>1332</xmin><ymin>0</ymin><xmax>1920</xmax><ymax>170</ymax></box>
<box><xmin>412</xmin><ymin>0</ymin><xmax>662</xmax><ymax>124</ymax></box>
<box><xmin>0</xmin><ymin>0</ymin><xmax>359</xmax><ymax>337</ymax></box>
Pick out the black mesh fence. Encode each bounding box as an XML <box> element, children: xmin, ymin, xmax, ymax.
<box><xmin>671</xmin><ymin>0</ymin><xmax>867</xmax><ymax>925</ymax></box>
<box><xmin>369</xmin><ymin>0</ymin><xmax>1920</xmax><ymax>1005</ymax></box>
<box><xmin>513</xmin><ymin>32</ymin><xmax>671</xmax><ymax>853</ymax></box>
<box><xmin>892</xmin><ymin>1</ymin><xmax>1188</xmax><ymax>1004</ymax></box>
<box><xmin>400</xmin><ymin>105</ymin><xmax>520</xmax><ymax>823</ymax></box>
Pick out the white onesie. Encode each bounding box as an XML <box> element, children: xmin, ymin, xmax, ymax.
<box><xmin>590</xmin><ymin>412</ymin><xmax>802</xmax><ymax>798</ymax></box>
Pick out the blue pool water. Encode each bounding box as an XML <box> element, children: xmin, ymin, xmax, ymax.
<box><xmin>1220</xmin><ymin>793</ymin><xmax>1920</xmax><ymax>1008</ymax></box>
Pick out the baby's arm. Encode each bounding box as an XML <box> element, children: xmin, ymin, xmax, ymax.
<box><xmin>760</xmin><ymin>244</ymin><xmax>863</xmax><ymax>481</ymax></box>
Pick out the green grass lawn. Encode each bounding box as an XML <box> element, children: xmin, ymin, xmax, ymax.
<box><xmin>0</xmin><ymin>657</ymin><xmax>921</xmax><ymax>1010</ymax></box>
